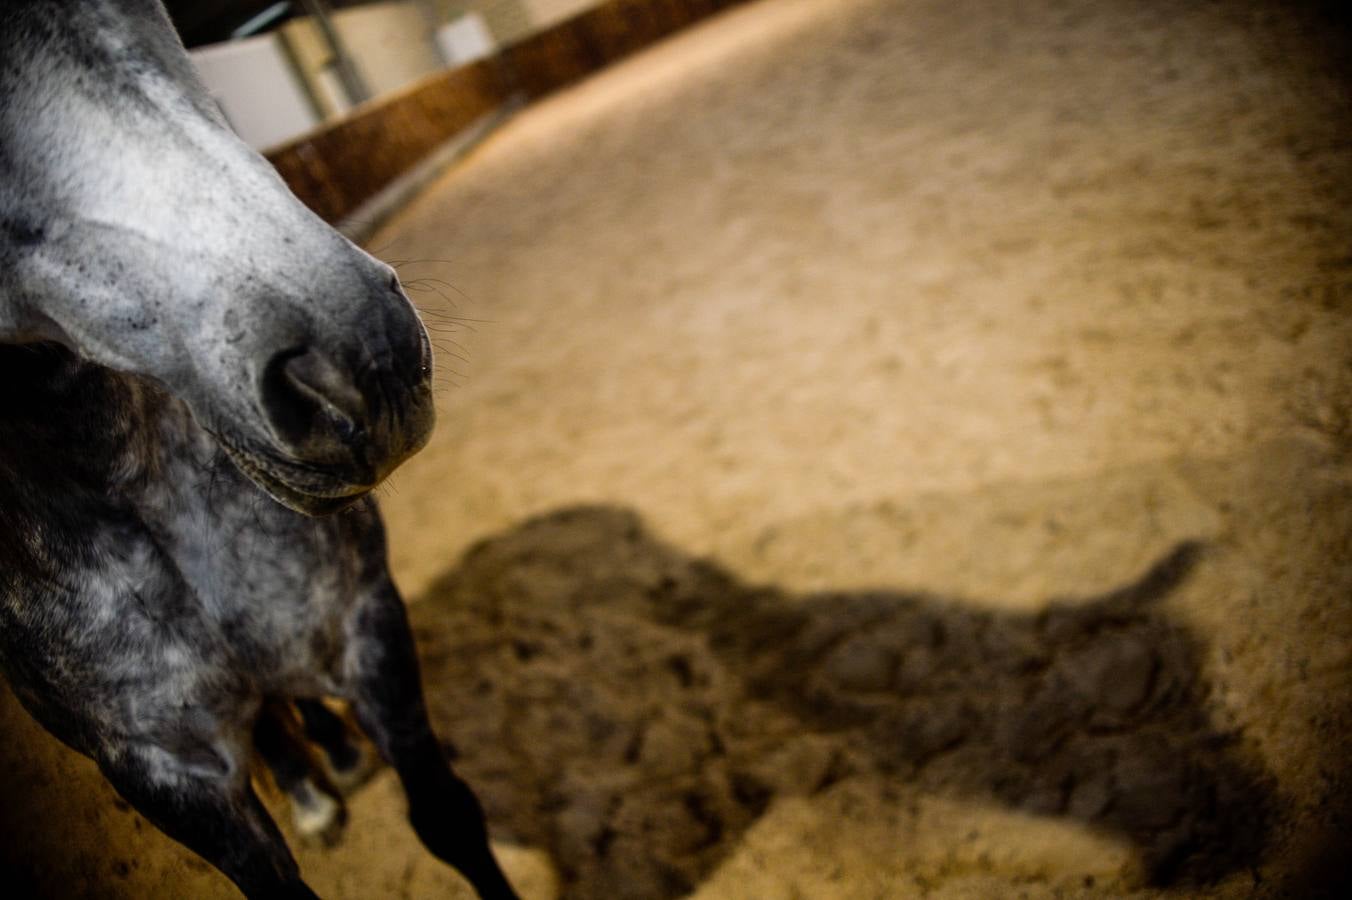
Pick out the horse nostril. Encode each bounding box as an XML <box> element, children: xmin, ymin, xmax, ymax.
<box><xmin>260</xmin><ymin>346</ymin><xmax>367</xmax><ymax>450</ymax></box>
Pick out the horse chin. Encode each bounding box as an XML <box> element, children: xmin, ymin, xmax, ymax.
<box><xmin>219</xmin><ymin>442</ymin><xmax>369</xmax><ymax>517</ymax></box>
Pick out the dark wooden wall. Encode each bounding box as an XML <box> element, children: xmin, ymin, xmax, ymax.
<box><xmin>501</xmin><ymin>0</ymin><xmax>752</xmax><ymax>98</ymax></box>
<box><xmin>266</xmin><ymin>60</ymin><xmax>508</xmax><ymax>225</ymax></box>
<box><xmin>265</xmin><ymin>0</ymin><xmax>757</xmax><ymax>224</ymax></box>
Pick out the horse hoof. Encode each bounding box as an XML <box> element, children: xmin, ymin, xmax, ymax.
<box><xmin>291</xmin><ymin>779</ymin><xmax>348</xmax><ymax>846</ymax></box>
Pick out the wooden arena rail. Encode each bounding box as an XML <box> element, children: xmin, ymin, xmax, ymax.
<box><xmin>265</xmin><ymin>0</ymin><xmax>755</xmax><ymax>225</ymax></box>
<box><xmin>500</xmin><ymin>0</ymin><xmax>752</xmax><ymax>98</ymax></box>
<box><xmin>265</xmin><ymin>60</ymin><xmax>508</xmax><ymax>226</ymax></box>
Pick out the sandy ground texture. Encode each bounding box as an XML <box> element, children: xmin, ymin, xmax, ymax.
<box><xmin>3</xmin><ymin>0</ymin><xmax>1350</xmax><ymax>897</ymax></box>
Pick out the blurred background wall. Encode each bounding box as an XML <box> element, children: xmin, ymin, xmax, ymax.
<box><xmin>172</xmin><ymin>0</ymin><xmax>615</xmax><ymax>150</ymax></box>
<box><xmin>164</xmin><ymin>0</ymin><xmax>750</xmax><ymax>226</ymax></box>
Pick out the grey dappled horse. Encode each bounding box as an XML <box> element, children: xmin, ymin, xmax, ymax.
<box><xmin>0</xmin><ymin>2</ymin><xmax>517</xmax><ymax>897</ymax></box>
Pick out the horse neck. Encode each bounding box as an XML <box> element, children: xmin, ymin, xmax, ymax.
<box><xmin>0</xmin><ymin>342</ymin><xmax>186</xmax><ymax>497</ymax></box>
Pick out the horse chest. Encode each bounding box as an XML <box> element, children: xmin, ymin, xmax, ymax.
<box><xmin>142</xmin><ymin>461</ymin><xmax>363</xmax><ymax>688</ymax></box>
<box><xmin>0</xmin><ymin>350</ymin><xmax>366</xmax><ymax>719</ymax></box>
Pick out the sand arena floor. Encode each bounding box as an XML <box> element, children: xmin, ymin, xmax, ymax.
<box><xmin>2</xmin><ymin>0</ymin><xmax>1350</xmax><ymax>896</ymax></box>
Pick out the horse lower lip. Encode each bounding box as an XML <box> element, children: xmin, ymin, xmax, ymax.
<box><xmin>221</xmin><ymin>443</ymin><xmax>370</xmax><ymax>512</ymax></box>
<box><xmin>264</xmin><ymin>468</ymin><xmax>371</xmax><ymax>502</ymax></box>
<box><xmin>259</xmin><ymin>469</ymin><xmax>369</xmax><ymax>514</ymax></box>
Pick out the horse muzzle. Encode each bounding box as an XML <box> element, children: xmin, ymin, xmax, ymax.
<box><xmin>241</xmin><ymin>323</ymin><xmax>435</xmax><ymax>515</ymax></box>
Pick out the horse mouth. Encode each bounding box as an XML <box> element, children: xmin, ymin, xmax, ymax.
<box><xmin>219</xmin><ymin>441</ymin><xmax>372</xmax><ymax>516</ymax></box>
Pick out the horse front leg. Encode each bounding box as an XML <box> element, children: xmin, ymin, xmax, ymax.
<box><xmin>98</xmin><ymin>748</ymin><xmax>318</xmax><ymax>899</ymax></box>
<box><xmin>342</xmin><ymin>582</ymin><xmax>520</xmax><ymax>900</ymax></box>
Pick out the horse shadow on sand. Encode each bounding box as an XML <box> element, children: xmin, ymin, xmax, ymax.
<box><xmin>407</xmin><ymin>506</ymin><xmax>1274</xmax><ymax>898</ymax></box>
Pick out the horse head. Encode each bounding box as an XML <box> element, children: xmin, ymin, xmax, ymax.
<box><xmin>0</xmin><ymin>0</ymin><xmax>434</xmax><ymax>515</ymax></box>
